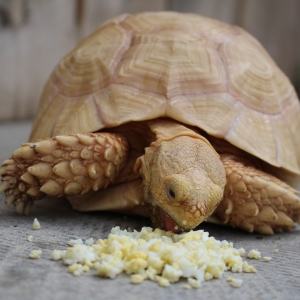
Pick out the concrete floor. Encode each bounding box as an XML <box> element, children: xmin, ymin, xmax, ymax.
<box><xmin>0</xmin><ymin>121</ymin><xmax>299</xmax><ymax>300</ymax></box>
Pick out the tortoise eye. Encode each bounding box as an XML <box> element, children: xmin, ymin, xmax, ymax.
<box><xmin>164</xmin><ymin>182</ymin><xmax>176</xmax><ymax>202</ymax></box>
<box><xmin>167</xmin><ymin>188</ymin><xmax>176</xmax><ymax>201</ymax></box>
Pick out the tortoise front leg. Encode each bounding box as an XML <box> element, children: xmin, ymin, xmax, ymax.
<box><xmin>0</xmin><ymin>133</ymin><xmax>128</xmax><ymax>215</ymax></box>
<box><xmin>215</xmin><ymin>154</ymin><xmax>300</xmax><ymax>234</ymax></box>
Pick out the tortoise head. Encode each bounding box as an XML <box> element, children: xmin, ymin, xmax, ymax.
<box><xmin>135</xmin><ymin>134</ymin><xmax>226</xmax><ymax>232</ymax></box>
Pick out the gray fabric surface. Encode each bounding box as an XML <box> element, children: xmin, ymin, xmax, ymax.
<box><xmin>0</xmin><ymin>121</ymin><xmax>300</xmax><ymax>300</ymax></box>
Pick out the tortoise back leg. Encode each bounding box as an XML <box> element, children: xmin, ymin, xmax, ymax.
<box><xmin>0</xmin><ymin>133</ymin><xmax>128</xmax><ymax>215</ymax></box>
<box><xmin>214</xmin><ymin>154</ymin><xmax>300</xmax><ymax>234</ymax></box>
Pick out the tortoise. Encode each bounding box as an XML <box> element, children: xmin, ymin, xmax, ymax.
<box><xmin>1</xmin><ymin>12</ymin><xmax>300</xmax><ymax>235</ymax></box>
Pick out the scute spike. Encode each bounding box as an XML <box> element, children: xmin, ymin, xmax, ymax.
<box><xmin>104</xmin><ymin>146</ymin><xmax>117</xmax><ymax>162</ymax></box>
<box><xmin>53</xmin><ymin>161</ymin><xmax>73</xmax><ymax>179</ymax></box>
<box><xmin>237</xmin><ymin>202</ymin><xmax>259</xmax><ymax>217</ymax></box>
<box><xmin>55</xmin><ymin>135</ymin><xmax>78</xmax><ymax>147</ymax></box>
<box><xmin>92</xmin><ymin>178</ymin><xmax>106</xmax><ymax>191</ymax></box>
<box><xmin>28</xmin><ymin>163</ymin><xmax>53</xmax><ymax>178</ymax></box>
<box><xmin>40</xmin><ymin>155</ymin><xmax>55</xmax><ymax>163</ymax></box>
<box><xmin>34</xmin><ymin>140</ymin><xmax>57</xmax><ymax>154</ymax></box>
<box><xmin>12</xmin><ymin>146</ymin><xmax>35</xmax><ymax>159</ymax></box>
<box><xmin>21</xmin><ymin>172</ymin><xmax>36</xmax><ymax>185</ymax></box>
<box><xmin>241</xmin><ymin>175</ymin><xmax>254</xmax><ymax>185</ymax></box>
<box><xmin>238</xmin><ymin>222</ymin><xmax>254</xmax><ymax>233</ymax></box>
<box><xmin>2</xmin><ymin>159</ymin><xmax>15</xmax><ymax>165</ymax></box>
<box><xmin>95</xmin><ymin>136</ymin><xmax>107</xmax><ymax>146</ymax></box>
<box><xmin>87</xmin><ymin>162</ymin><xmax>103</xmax><ymax>179</ymax></box>
<box><xmin>254</xmin><ymin>224</ymin><xmax>274</xmax><ymax>235</ymax></box>
<box><xmin>53</xmin><ymin>150</ymin><xmax>65</xmax><ymax>158</ymax></box>
<box><xmin>80</xmin><ymin>148</ymin><xmax>94</xmax><ymax>160</ymax></box>
<box><xmin>24</xmin><ymin>203</ymin><xmax>32</xmax><ymax>215</ymax></box>
<box><xmin>70</xmin><ymin>151</ymin><xmax>80</xmax><ymax>159</ymax></box>
<box><xmin>251</xmin><ymin>177</ymin><xmax>268</xmax><ymax>189</ymax></box>
<box><xmin>26</xmin><ymin>187</ymin><xmax>40</xmax><ymax>197</ymax></box>
<box><xmin>264</xmin><ymin>184</ymin><xmax>286</xmax><ymax>198</ymax></box>
<box><xmin>227</xmin><ymin>172</ymin><xmax>241</xmax><ymax>184</ymax></box>
<box><xmin>70</xmin><ymin>159</ymin><xmax>87</xmax><ymax>175</ymax></box>
<box><xmin>40</xmin><ymin>179</ymin><xmax>63</xmax><ymax>196</ymax></box>
<box><xmin>64</xmin><ymin>182</ymin><xmax>83</xmax><ymax>195</ymax></box>
<box><xmin>0</xmin><ymin>167</ymin><xmax>6</xmax><ymax>175</ymax></box>
<box><xmin>15</xmin><ymin>201</ymin><xmax>25</xmax><ymax>214</ymax></box>
<box><xmin>257</xmin><ymin>206</ymin><xmax>278</xmax><ymax>222</ymax></box>
<box><xmin>225</xmin><ymin>199</ymin><xmax>233</xmax><ymax>215</ymax></box>
<box><xmin>274</xmin><ymin>211</ymin><xmax>294</xmax><ymax>227</ymax></box>
<box><xmin>0</xmin><ymin>181</ymin><xmax>10</xmax><ymax>193</ymax></box>
<box><xmin>291</xmin><ymin>201</ymin><xmax>300</xmax><ymax>210</ymax></box>
<box><xmin>76</xmin><ymin>133</ymin><xmax>95</xmax><ymax>145</ymax></box>
<box><xmin>5</xmin><ymin>194</ymin><xmax>15</xmax><ymax>207</ymax></box>
<box><xmin>105</xmin><ymin>162</ymin><xmax>116</xmax><ymax>179</ymax></box>
<box><xmin>281</xmin><ymin>192</ymin><xmax>300</xmax><ymax>205</ymax></box>
<box><xmin>233</xmin><ymin>180</ymin><xmax>247</xmax><ymax>192</ymax></box>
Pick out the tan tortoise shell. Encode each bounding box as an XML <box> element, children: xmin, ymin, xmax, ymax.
<box><xmin>29</xmin><ymin>12</ymin><xmax>300</xmax><ymax>176</ymax></box>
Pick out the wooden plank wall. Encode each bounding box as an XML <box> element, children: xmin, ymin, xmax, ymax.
<box><xmin>0</xmin><ymin>0</ymin><xmax>299</xmax><ymax>121</ymax></box>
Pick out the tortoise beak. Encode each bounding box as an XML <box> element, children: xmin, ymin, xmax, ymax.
<box><xmin>159</xmin><ymin>208</ymin><xmax>181</xmax><ymax>233</ymax></box>
<box><xmin>147</xmin><ymin>204</ymin><xmax>182</xmax><ymax>233</ymax></box>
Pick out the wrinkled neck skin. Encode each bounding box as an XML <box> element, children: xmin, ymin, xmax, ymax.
<box><xmin>135</xmin><ymin>134</ymin><xmax>226</xmax><ymax>232</ymax></box>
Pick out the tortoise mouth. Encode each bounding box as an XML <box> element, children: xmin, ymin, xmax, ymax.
<box><xmin>159</xmin><ymin>208</ymin><xmax>181</xmax><ymax>233</ymax></box>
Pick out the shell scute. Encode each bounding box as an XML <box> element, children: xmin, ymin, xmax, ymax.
<box><xmin>54</xmin><ymin>24</ymin><xmax>131</xmax><ymax>97</ymax></box>
<box><xmin>29</xmin><ymin>12</ymin><xmax>300</xmax><ymax>176</ymax></box>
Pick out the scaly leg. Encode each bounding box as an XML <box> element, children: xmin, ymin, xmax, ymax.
<box><xmin>0</xmin><ymin>133</ymin><xmax>128</xmax><ymax>215</ymax></box>
<box><xmin>214</xmin><ymin>154</ymin><xmax>300</xmax><ymax>234</ymax></box>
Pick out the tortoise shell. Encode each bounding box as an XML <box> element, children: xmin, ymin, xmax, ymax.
<box><xmin>29</xmin><ymin>12</ymin><xmax>300</xmax><ymax>176</ymax></box>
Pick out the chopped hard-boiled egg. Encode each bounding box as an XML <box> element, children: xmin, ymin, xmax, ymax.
<box><xmin>32</xmin><ymin>218</ymin><xmax>41</xmax><ymax>230</ymax></box>
<box><xmin>227</xmin><ymin>277</ymin><xmax>243</xmax><ymax>288</ymax></box>
<box><xmin>29</xmin><ymin>249</ymin><xmax>42</xmax><ymax>259</ymax></box>
<box><xmin>50</xmin><ymin>227</ymin><xmax>258</xmax><ymax>287</ymax></box>
<box><xmin>263</xmin><ymin>257</ymin><xmax>272</xmax><ymax>262</ymax></box>
<box><xmin>247</xmin><ymin>249</ymin><xmax>261</xmax><ymax>259</ymax></box>
<box><xmin>131</xmin><ymin>274</ymin><xmax>145</xmax><ymax>284</ymax></box>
